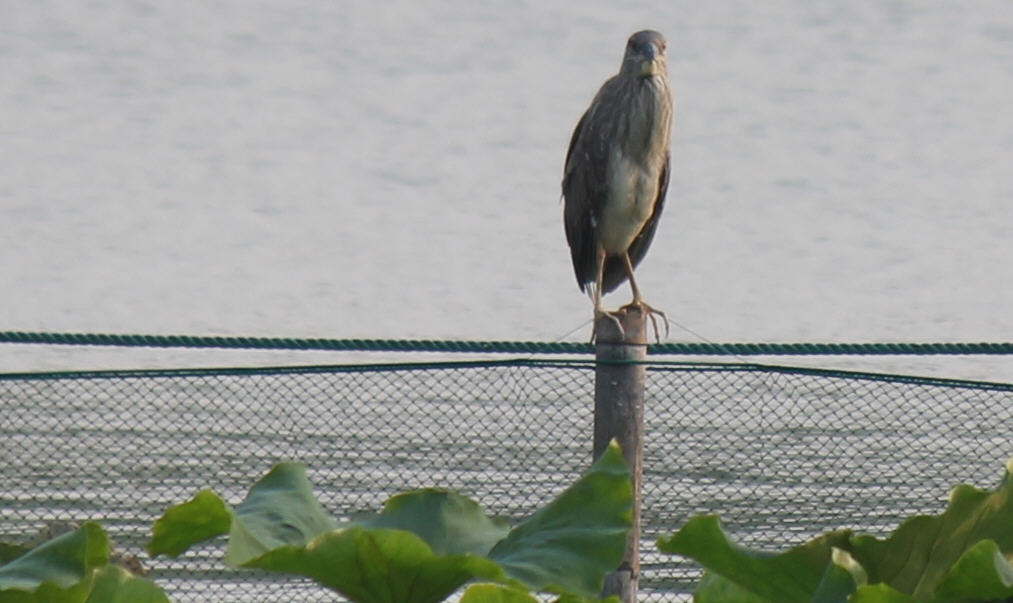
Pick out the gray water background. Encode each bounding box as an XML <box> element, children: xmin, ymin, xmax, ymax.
<box><xmin>2</xmin><ymin>3</ymin><xmax>1013</xmax><ymax>376</ymax></box>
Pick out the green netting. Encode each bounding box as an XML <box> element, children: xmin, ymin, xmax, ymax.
<box><xmin>2</xmin><ymin>348</ymin><xmax>1013</xmax><ymax>602</ymax></box>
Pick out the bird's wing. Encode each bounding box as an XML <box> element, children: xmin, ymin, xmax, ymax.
<box><xmin>562</xmin><ymin>105</ymin><xmax>609</xmax><ymax>292</ymax></box>
<box><xmin>563</xmin><ymin>109</ymin><xmax>588</xmax><ymax>172</ymax></box>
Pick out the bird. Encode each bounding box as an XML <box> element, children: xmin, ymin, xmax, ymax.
<box><xmin>562</xmin><ymin>30</ymin><xmax>673</xmax><ymax>342</ymax></box>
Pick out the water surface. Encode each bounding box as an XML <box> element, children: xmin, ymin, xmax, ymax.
<box><xmin>2</xmin><ymin>2</ymin><xmax>1012</xmax><ymax>379</ymax></box>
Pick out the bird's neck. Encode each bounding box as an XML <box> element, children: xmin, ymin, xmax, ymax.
<box><xmin>621</xmin><ymin>76</ymin><xmax>672</xmax><ymax>160</ymax></box>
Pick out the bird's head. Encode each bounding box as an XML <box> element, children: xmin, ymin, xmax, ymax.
<box><xmin>621</xmin><ymin>30</ymin><xmax>667</xmax><ymax>78</ymax></box>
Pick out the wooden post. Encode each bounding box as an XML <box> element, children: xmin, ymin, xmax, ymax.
<box><xmin>593</xmin><ymin>306</ymin><xmax>646</xmax><ymax>603</ymax></box>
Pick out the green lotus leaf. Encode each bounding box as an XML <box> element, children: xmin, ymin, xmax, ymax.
<box><xmin>693</xmin><ymin>571</ymin><xmax>768</xmax><ymax>603</ymax></box>
<box><xmin>225</xmin><ymin>462</ymin><xmax>341</xmax><ymax>566</ymax></box>
<box><xmin>357</xmin><ymin>489</ymin><xmax>510</xmax><ymax>556</ymax></box>
<box><xmin>0</xmin><ymin>522</ymin><xmax>107</xmax><ymax>602</ymax></box>
<box><xmin>930</xmin><ymin>539</ymin><xmax>1013</xmax><ymax>601</ymax></box>
<box><xmin>0</xmin><ymin>522</ymin><xmax>167</xmax><ymax>603</ymax></box>
<box><xmin>0</xmin><ymin>544</ymin><xmax>29</xmax><ymax>567</ymax></box>
<box><xmin>148</xmin><ymin>489</ymin><xmax>232</xmax><ymax>558</ymax></box>
<box><xmin>84</xmin><ymin>565</ymin><xmax>170</xmax><ymax>603</ymax></box>
<box><xmin>848</xmin><ymin>583</ymin><xmax>915</xmax><ymax>602</ymax></box>
<box><xmin>459</xmin><ymin>582</ymin><xmax>538</xmax><ymax>603</ymax></box>
<box><xmin>657</xmin><ymin>515</ymin><xmax>852</xmax><ymax>602</ymax></box>
<box><xmin>849</xmin><ymin>463</ymin><xmax>1013</xmax><ymax>600</ymax></box>
<box><xmin>245</xmin><ymin>526</ymin><xmax>504</xmax><ymax>603</ymax></box>
<box><xmin>150</xmin><ymin>442</ymin><xmax>632</xmax><ymax>602</ymax></box>
<box><xmin>487</xmin><ymin>440</ymin><xmax>633</xmax><ymax>597</ymax></box>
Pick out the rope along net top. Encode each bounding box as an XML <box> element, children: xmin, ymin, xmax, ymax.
<box><xmin>3</xmin><ymin>330</ymin><xmax>1013</xmax><ymax>355</ymax></box>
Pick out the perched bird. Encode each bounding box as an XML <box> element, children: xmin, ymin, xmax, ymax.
<box><xmin>563</xmin><ymin>30</ymin><xmax>673</xmax><ymax>341</ymax></box>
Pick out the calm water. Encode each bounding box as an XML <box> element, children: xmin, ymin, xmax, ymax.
<box><xmin>2</xmin><ymin>2</ymin><xmax>1013</xmax><ymax>379</ymax></box>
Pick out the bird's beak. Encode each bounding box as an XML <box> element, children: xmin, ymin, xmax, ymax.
<box><xmin>639</xmin><ymin>44</ymin><xmax>661</xmax><ymax>76</ymax></box>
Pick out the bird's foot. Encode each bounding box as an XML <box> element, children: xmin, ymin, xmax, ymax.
<box><xmin>621</xmin><ymin>300</ymin><xmax>670</xmax><ymax>343</ymax></box>
<box><xmin>590</xmin><ymin>309</ymin><xmax>626</xmax><ymax>343</ymax></box>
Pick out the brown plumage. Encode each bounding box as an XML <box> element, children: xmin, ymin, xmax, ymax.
<box><xmin>562</xmin><ymin>30</ymin><xmax>673</xmax><ymax>337</ymax></box>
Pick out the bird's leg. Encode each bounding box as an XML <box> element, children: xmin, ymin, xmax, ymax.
<box><xmin>590</xmin><ymin>246</ymin><xmax>624</xmax><ymax>342</ymax></box>
<box><xmin>622</xmin><ymin>253</ymin><xmax>669</xmax><ymax>343</ymax></box>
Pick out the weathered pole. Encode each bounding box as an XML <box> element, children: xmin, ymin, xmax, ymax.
<box><xmin>593</xmin><ymin>306</ymin><xmax>646</xmax><ymax>603</ymax></box>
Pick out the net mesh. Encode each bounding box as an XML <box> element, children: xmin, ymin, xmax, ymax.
<box><xmin>2</xmin><ymin>358</ymin><xmax>1012</xmax><ymax>601</ymax></box>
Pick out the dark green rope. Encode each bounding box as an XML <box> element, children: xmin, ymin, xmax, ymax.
<box><xmin>3</xmin><ymin>357</ymin><xmax>1012</xmax><ymax>392</ymax></box>
<box><xmin>2</xmin><ymin>331</ymin><xmax>1013</xmax><ymax>356</ymax></box>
